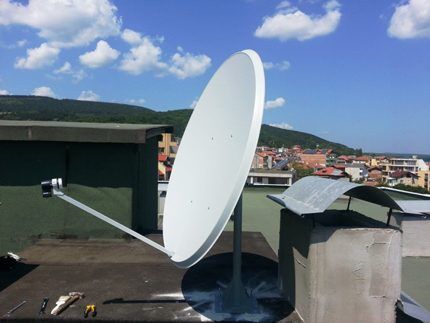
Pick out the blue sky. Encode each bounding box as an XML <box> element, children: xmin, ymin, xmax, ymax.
<box><xmin>0</xmin><ymin>0</ymin><xmax>429</xmax><ymax>154</ymax></box>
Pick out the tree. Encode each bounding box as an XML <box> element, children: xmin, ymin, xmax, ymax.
<box><xmin>291</xmin><ymin>162</ymin><xmax>314</xmax><ymax>179</ymax></box>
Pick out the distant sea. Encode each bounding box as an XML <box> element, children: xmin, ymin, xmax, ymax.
<box><xmin>366</xmin><ymin>152</ymin><xmax>430</xmax><ymax>162</ymax></box>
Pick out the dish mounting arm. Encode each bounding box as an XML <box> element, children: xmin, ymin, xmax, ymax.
<box><xmin>41</xmin><ymin>178</ymin><xmax>173</xmax><ymax>258</ymax></box>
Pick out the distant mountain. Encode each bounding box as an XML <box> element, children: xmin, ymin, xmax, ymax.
<box><xmin>0</xmin><ymin>95</ymin><xmax>359</xmax><ymax>155</ymax></box>
<box><xmin>259</xmin><ymin>124</ymin><xmax>359</xmax><ymax>155</ymax></box>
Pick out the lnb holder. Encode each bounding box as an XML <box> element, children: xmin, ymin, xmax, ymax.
<box><xmin>41</xmin><ymin>178</ymin><xmax>63</xmax><ymax>198</ymax></box>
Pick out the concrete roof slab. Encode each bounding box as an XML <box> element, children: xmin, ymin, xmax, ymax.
<box><xmin>0</xmin><ymin>120</ymin><xmax>173</xmax><ymax>144</ymax></box>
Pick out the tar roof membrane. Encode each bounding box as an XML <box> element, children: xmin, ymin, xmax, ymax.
<box><xmin>267</xmin><ymin>176</ymin><xmax>430</xmax><ymax>216</ymax></box>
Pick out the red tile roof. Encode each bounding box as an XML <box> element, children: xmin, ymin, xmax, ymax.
<box><xmin>364</xmin><ymin>181</ymin><xmax>378</xmax><ymax>187</ymax></box>
<box><xmin>314</xmin><ymin>167</ymin><xmax>348</xmax><ymax>177</ymax></box>
<box><xmin>353</xmin><ymin>156</ymin><xmax>370</xmax><ymax>161</ymax></box>
<box><xmin>333</xmin><ymin>164</ymin><xmax>346</xmax><ymax>170</ymax></box>
<box><xmin>158</xmin><ymin>154</ymin><xmax>168</xmax><ymax>162</ymax></box>
<box><xmin>337</xmin><ymin>155</ymin><xmax>351</xmax><ymax>161</ymax></box>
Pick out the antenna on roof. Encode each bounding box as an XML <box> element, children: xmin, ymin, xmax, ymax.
<box><xmin>41</xmin><ymin>49</ymin><xmax>265</xmax><ymax>313</ymax></box>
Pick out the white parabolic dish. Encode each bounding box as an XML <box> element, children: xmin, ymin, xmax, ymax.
<box><xmin>163</xmin><ymin>49</ymin><xmax>265</xmax><ymax>268</ymax></box>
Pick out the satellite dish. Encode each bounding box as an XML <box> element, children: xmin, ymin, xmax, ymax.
<box><xmin>41</xmin><ymin>49</ymin><xmax>265</xmax><ymax>270</ymax></box>
<box><xmin>163</xmin><ymin>49</ymin><xmax>265</xmax><ymax>268</ymax></box>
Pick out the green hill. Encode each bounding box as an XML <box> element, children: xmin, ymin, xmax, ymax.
<box><xmin>0</xmin><ymin>95</ymin><xmax>359</xmax><ymax>155</ymax></box>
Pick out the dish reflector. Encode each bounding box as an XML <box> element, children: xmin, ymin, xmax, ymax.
<box><xmin>163</xmin><ymin>50</ymin><xmax>265</xmax><ymax>268</ymax></box>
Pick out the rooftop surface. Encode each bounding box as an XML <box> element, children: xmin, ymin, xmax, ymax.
<box><xmin>0</xmin><ymin>232</ymin><xmax>299</xmax><ymax>322</ymax></box>
<box><xmin>0</xmin><ymin>120</ymin><xmax>173</xmax><ymax>144</ymax></box>
<box><xmin>1</xmin><ymin>187</ymin><xmax>429</xmax><ymax>320</ymax></box>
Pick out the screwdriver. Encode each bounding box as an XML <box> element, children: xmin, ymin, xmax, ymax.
<box><xmin>39</xmin><ymin>298</ymin><xmax>49</xmax><ymax>315</ymax></box>
<box><xmin>3</xmin><ymin>300</ymin><xmax>26</xmax><ymax>318</ymax></box>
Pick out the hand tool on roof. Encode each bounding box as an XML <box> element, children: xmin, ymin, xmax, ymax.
<box><xmin>3</xmin><ymin>300</ymin><xmax>26</xmax><ymax>318</ymax></box>
<box><xmin>84</xmin><ymin>304</ymin><xmax>97</xmax><ymax>318</ymax></box>
<box><xmin>39</xmin><ymin>297</ymin><xmax>49</xmax><ymax>315</ymax></box>
<box><xmin>7</xmin><ymin>252</ymin><xmax>21</xmax><ymax>261</ymax></box>
<box><xmin>51</xmin><ymin>292</ymin><xmax>85</xmax><ymax>315</ymax></box>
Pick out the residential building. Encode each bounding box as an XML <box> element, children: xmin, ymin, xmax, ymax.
<box><xmin>158</xmin><ymin>154</ymin><xmax>173</xmax><ymax>181</ymax></box>
<box><xmin>336</xmin><ymin>155</ymin><xmax>353</xmax><ymax>164</ymax></box>
<box><xmin>326</xmin><ymin>154</ymin><xmax>338</xmax><ymax>166</ymax></box>
<box><xmin>298</xmin><ymin>150</ymin><xmax>327</xmax><ymax>168</ymax></box>
<box><xmin>363</xmin><ymin>180</ymin><xmax>379</xmax><ymax>187</ymax></box>
<box><xmin>247</xmin><ymin>169</ymin><xmax>295</xmax><ymax>186</ymax></box>
<box><xmin>386</xmin><ymin>170</ymin><xmax>419</xmax><ymax>187</ymax></box>
<box><xmin>251</xmin><ymin>152</ymin><xmax>273</xmax><ymax>169</ymax></box>
<box><xmin>313</xmin><ymin>167</ymin><xmax>349</xmax><ymax>180</ymax></box>
<box><xmin>273</xmin><ymin>158</ymin><xmax>290</xmax><ymax>170</ymax></box>
<box><xmin>417</xmin><ymin>170</ymin><xmax>430</xmax><ymax>191</ymax></box>
<box><xmin>380</xmin><ymin>156</ymin><xmax>429</xmax><ymax>183</ymax></box>
<box><xmin>350</xmin><ymin>155</ymin><xmax>370</xmax><ymax>165</ymax></box>
<box><xmin>345</xmin><ymin>164</ymin><xmax>369</xmax><ymax>182</ymax></box>
<box><xmin>367</xmin><ymin>167</ymin><xmax>383</xmax><ymax>183</ymax></box>
<box><xmin>158</xmin><ymin>133</ymin><xmax>178</xmax><ymax>158</ymax></box>
<box><xmin>370</xmin><ymin>156</ymin><xmax>387</xmax><ymax>167</ymax></box>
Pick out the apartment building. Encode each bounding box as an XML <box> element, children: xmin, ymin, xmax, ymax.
<box><xmin>345</xmin><ymin>164</ymin><xmax>369</xmax><ymax>182</ymax></box>
<box><xmin>380</xmin><ymin>156</ymin><xmax>429</xmax><ymax>185</ymax></box>
<box><xmin>158</xmin><ymin>133</ymin><xmax>178</xmax><ymax>158</ymax></box>
<box><xmin>418</xmin><ymin>170</ymin><xmax>430</xmax><ymax>191</ymax></box>
<box><xmin>247</xmin><ymin>169</ymin><xmax>295</xmax><ymax>186</ymax></box>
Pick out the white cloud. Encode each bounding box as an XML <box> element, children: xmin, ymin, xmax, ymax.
<box><xmin>15</xmin><ymin>43</ymin><xmax>59</xmax><ymax>69</ymax></box>
<box><xmin>0</xmin><ymin>89</ymin><xmax>10</xmax><ymax>95</ymax></box>
<box><xmin>54</xmin><ymin>61</ymin><xmax>72</xmax><ymax>74</ymax></box>
<box><xmin>32</xmin><ymin>86</ymin><xmax>56</xmax><ymax>98</ymax></box>
<box><xmin>79</xmin><ymin>40</ymin><xmax>120</xmax><ymax>68</ymax></box>
<box><xmin>71</xmin><ymin>70</ymin><xmax>87</xmax><ymax>82</ymax></box>
<box><xmin>128</xmin><ymin>98</ymin><xmax>146</xmax><ymax>106</ymax></box>
<box><xmin>277</xmin><ymin>1</ymin><xmax>292</xmax><ymax>10</ymax></box>
<box><xmin>388</xmin><ymin>0</ymin><xmax>430</xmax><ymax>39</ymax></box>
<box><xmin>269</xmin><ymin>122</ymin><xmax>294</xmax><ymax>130</ymax></box>
<box><xmin>265</xmin><ymin>97</ymin><xmax>286</xmax><ymax>109</ymax></box>
<box><xmin>263</xmin><ymin>60</ymin><xmax>290</xmax><ymax>71</ymax></box>
<box><xmin>2</xmin><ymin>39</ymin><xmax>28</xmax><ymax>49</ymax></box>
<box><xmin>78</xmin><ymin>90</ymin><xmax>100</xmax><ymax>101</ymax></box>
<box><xmin>17</xmin><ymin>39</ymin><xmax>27</xmax><ymax>47</ymax></box>
<box><xmin>119</xmin><ymin>37</ymin><xmax>166</xmax><ymax>75</ymax></box>
<box><xmin>121</xmin><ymin>29</ymin><xmax>143</xmax><ymax>45</ymax></box>
<box><xmin>0</xmin><ymin>0</ymin><xmax>121</xmax><ymax>48</ymax></box>
<box><xmin>53</xmin><ymin>61</ymin><xmax>87</xmax><ymax>82</ymax></box>
<box><xmin>255</xmin><ymin>0</ymin><xmax>341</xmax><ymax>41</ymax></box>
<box><xmin>168</xmin><ymin>51</ymin><xmax>211</xmax><ymax>79</ymax></box>
<box><xmin>119</xmin><ymin>30</ymin><xmax>211</xmax><ymax>79</ymax></box>
<box><xmin>324</xmin><ymin>0</ymin><xmax>340</xmax><ymax>11</ymax></box>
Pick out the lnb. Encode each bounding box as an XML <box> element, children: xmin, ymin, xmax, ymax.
<box><xmin>41</xmin><ymin>178</ymin><xmax>63</xmax><ymax>198</ymax></box>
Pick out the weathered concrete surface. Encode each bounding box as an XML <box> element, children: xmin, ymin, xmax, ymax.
<box><xmin>0</xmin><ymin>120</ymin><xmax>172</xmax><ymax>144</ymax></box>
<box><xmin>0</xmin><ymin>232</ymin><xmax>300</xmax><ymax>322</ymax></box>
<box><xmin>278</xmin><ymin>209</ymin><xmax>401</xmax><ymax>323</ymax></box>
<box><xmin>0</xmin><ymin>135</ymin><xmax>160</xmax><ymax>255</ymax></box>
<box><xmin>391</xmin><ymin>212</ymin><xmax>430</xmax><ymax>257</ymax></box>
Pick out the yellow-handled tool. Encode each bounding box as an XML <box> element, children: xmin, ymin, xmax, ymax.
<box><xmin>84</xmin><ymin>304</ymin><xmax>97</xmax><ymax>318</ymax></box>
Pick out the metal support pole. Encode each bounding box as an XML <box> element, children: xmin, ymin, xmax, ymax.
<box><xmin>231</xmin><ymin>194</ymin><xmax>243</xmax><ymax>300</ymax></box>
<box><xmin>386</xmin><ymin>208</ymin><xmax>393</xmax><ymax>227</ymax></box>
<box><xmin>54</xmin><ymin>190</ymin><xmax>173</xmax><ymax>257</ymax></box>
<box><xmin>221</xmin><ymin>193</ymin><xmax>256</xmax><ymax>313</ymax></box>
